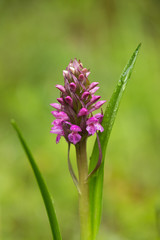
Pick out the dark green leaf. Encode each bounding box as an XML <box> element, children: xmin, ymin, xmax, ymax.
<box><xmin>11</xmin><ymin>120</ymin><xmax>62</xmax><ymax>240</ymax></box>
<box><xmin>89</xmin><ymin>43</ymin><xmax>141</xmax><ymax>239</ymax></box>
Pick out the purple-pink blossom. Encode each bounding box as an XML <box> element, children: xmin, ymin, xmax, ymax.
<box><xmin>86</xmin><ymin>116</ymin><xmax>104</xmax><ymax>135</ymax></box>
<box><xmin>50</xmin><ymin>59</ymin><xmax>106</xmax><ymax>145</ymax></box>
<box><xmin>50</xmin><ymin>119</ymin><xmax>64</xmax><ymax>144</ymax></box>
<box><xmin>68</xmin><ymin>125</ymin><xmax>82</xmax><ymax>145</ymax></box>
<box><xmin>51</xmin><ymin>111</ymin><xmax>68</xmax><ymax>120</ymax></box>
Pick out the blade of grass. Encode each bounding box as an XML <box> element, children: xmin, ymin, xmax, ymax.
<box><xmin>89</xmin><ymin>43</ymin><xmax>141</xmax><ymax>239</ymax></box>
<box><xmin>11</xmin><ymin>120</ymin><xmax>62</xmax><ymax>240</ymax></box>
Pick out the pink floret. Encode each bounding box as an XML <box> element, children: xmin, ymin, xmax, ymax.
<box><xmin>94</xmin><ymin>113</ymin><xmax>104</xmax><ymax>123</ymax></box>
<box><xmin>50</xmin><ymin>125</ymin><xmax>64</xmax><ymax>144</ymax></box>
<box><xmin>86</xmin><ymin>116</ymin><xmax>104</xmax><ymax>135</ymax></box>
<box><xmin>68</xmin><ymin>125</ymin><xmax>82</xmax><ymax>144</ymax></box>
<box><xmin>51</xmin><ymin>111</ymin><xmax>69</xmax><ymax>120</ymax></box>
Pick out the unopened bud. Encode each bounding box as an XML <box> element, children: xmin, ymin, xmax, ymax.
<box><xmin>69</xmin><ymin>82</ymin><xmax>76</xmax><ymax>92</ymax></box>
<box><xmin>63</xmin><ymin>70</ymin><xmax>69</xmax><ymax>78</ymax></box>
<box><xmin>88</xmin><ymin>82</ymin><xmax>99</xmax><ymax>90</ymax></box>
<box><xmin>56</xmin><ymin>84</ymin><xmax>65</xmax><ymax>93</ymax></box>
<box><xmin>90</xmin><ymin>95</ymin><xmax>101</xmax><ymax>104</ymax></box>
<box><xmin>94</xmin><ymin>100</ymin><xmax>106</xmax><ymax>109</ymax></box>
<box><xmin>82</xmin><ymin>68</ymin><xmax>88</xmax><ymax>73</ymax></box>
<box><xmin>50</xmin><ymin>103</ymin><xmax>61</xmax><ymax>110</ymax></box>
<box><xmin>57</xmin><ymin>98</ymin><xmax>64</xmax><ymax>105</ymax></box>
<box><xmin>86</xmin><ymin>72</ymin><xmax>90</xmax><ymax>78</ymax></box>
<box><xmin>65</xmin><ymin>96</ymin><xmax>73</xmax><ymax>106</ymax></box>
<box><xmin>69</xmin><ymin>67</ymin><xmax>75</xmax><ymax>74</ymax></box>
<box><xmin>78</xmin><ymin>108</ymin><xmax>88</xmax><ymax>116</ymax></box>
<box><xmin>90</xmin><ymin>86</ymin><xmax>100</xmax><ymax>94</ymax></box>
<box><xmin>79</xmin><ymin>74</ymin><xmax>84</xmax><ymax>81</ymax></box>
<box><xmin>81</xmin><ymin>91</ymin><xmax>90</xmax><ymax>100</ymax></box>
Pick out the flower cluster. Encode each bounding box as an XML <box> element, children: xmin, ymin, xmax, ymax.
<box><xmin>50</xmin><ymin>59</ymin><xmax>106</xmax><ymax>145</ymax></box>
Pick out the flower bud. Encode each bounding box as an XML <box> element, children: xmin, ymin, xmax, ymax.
<box><xmin>88</xmin><ymin>82</ymin><xmax>99</xmax><ymax>90</ymax></box>
<box><xmin>63</xmin><ymin>70</ymin><xmax>69</xmax><ymax>78</ymax></box>
<box><xmin>89</xmin><ymin>95</ymin><xmax>101</xmax><ymax>105</ymax></box>
<box><xmin>69</xmin><ymin>67</ymin><xmax>75</xmax><ymax>74</ymax></box>
<box><xmin>56</xmin><ymin>84</ymin><xmax>65</xmax><ymax>93</ymax></box>
<box><xmin>69</xmin><ymin>82</ymin><xmax>76</xmax><ymax>92</ymax></box>
<box><xmin>57</xmin><ymin>98</ymin><xmax>64</xmax><ymax>105</ymax></box>
<box><xmin>94</xmin><ymin>100</ymin><xmax>106</xmax><ymax>109</ymax></box>
<box><xmin>90</xmin><ymin>86</ymin><xmax>100</xmax><ymax>94</ymax></box>
<box><xmin>81</xmin><ymin>91</ymin><xmax>90</xmax><ymax>100</ymax></box>
<box><xmin>86</xmin><ymin>72</ymin><xmax>91</xmax><ymax>78</ymax></box>
<box><xmin>50</xmin><ymin>103</ymin><xmax>61</xmax><ymax>110</ymax></box>
<box><xmin>65</xmin><ymin>96</ymin><xmax>73</xmax><ymax>106</ymax></box>
<box><xmin>79</xmin><ymin>74</ymin><xmax>84</xmax><ymax>81</ymax></box>
<box><xmin>78</xmin><ymin>108</ymin><xmax>88</xmax><ymax>117</ymax></box>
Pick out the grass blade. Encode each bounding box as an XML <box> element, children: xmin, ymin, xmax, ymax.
<box><xmin>11</xmin><ymin>120</ymin><xmax>62</xmax><ymax>240</ymax></box>
<box><xmin>89</xmin><ymin>43</ymin><xmax>141</xmax><ymax>239</ymax></box>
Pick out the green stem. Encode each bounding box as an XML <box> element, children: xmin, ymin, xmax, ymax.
<box><xmin>76</xmin><ymin>139</ymin><xmax>91</xmax><ymax>240</ymax></box>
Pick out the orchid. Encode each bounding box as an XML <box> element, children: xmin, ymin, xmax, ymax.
<box><xmin>12</xmin><ymin>44</ymin><xmax>141</xmax><ymax>240</ymax></box>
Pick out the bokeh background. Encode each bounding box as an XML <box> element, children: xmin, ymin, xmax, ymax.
<box><xmin>0</xmin><ymin>0</ymin><xmax>160</xmax><ymax>239</ymax></box>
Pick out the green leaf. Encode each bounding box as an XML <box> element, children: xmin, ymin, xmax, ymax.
<box><xmin>11</xmin><ymin>120</ymin><xmax>62</xmax><ymax>240</ymax></box>
<box><xmin>89</xmin><ymin>43</ymin><xmax>141</xmax><ymax>239</ymax></box>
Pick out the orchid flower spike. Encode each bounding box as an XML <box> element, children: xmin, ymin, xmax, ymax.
<box><xmin>50</xmin><ymin>58</ymin><xmax>106</xmax><ymax>145</ymax></box>
<box><xmin>50</xmin><ymin>58</ymin><xmax>106</xmax><ymax>179</ymax></box>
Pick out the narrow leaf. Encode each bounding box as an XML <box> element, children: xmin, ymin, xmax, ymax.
<box><xmin>89</xmin><ymin>43</ymin><xmax>141</xmax><ymax>239</ymax></box>
<box><xmin>11</xmin><ymin>120</ymin><xmax>62</xmax><ymax>240</ymax></box>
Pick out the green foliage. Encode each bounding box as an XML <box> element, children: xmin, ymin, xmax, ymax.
<box><xmin>11</xmin><ymin>120</ymin><xmax>62</xmax><ymax>240</ymax></box>
<box><xmin>89</xmin><ymin>44</ymin><xmax>141</xmax><ymax>239</ymax></box>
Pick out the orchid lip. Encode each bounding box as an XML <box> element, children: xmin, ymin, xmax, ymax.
<box><xmin>68</xmin><ymin>132</ymin><xmax>81</xmax><ymax>145</ymax></box>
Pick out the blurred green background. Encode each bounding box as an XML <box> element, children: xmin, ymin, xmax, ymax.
<box><xmin>0</xmin><ymin>0</ymin><xmax>160</xmax><ymax>239</ymax></box>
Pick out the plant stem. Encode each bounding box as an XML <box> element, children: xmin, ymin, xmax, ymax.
<box><xmin>76</xmin><ymin>139</ymin><xmax>91</xmax><ymax>240</ymax></box>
